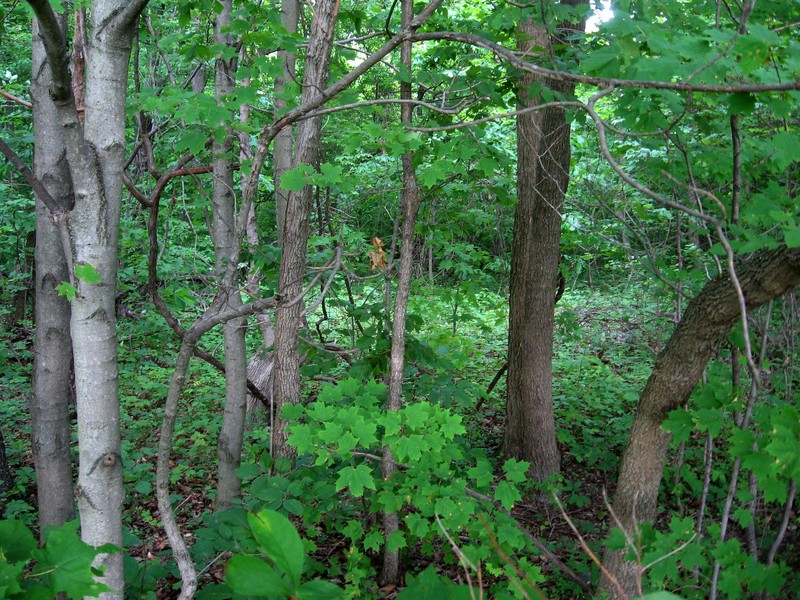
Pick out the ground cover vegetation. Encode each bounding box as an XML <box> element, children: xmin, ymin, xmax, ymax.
<box><xmin>1</xmin><ymin>0</ymin><xmax>799</xmax><ymax>598</ymax></box>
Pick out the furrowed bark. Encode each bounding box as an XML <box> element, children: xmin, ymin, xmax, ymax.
<box><xmin>599</xmin><ymin>246</ymin><xmax>800</xmax><ymax>599</ymax></box>
<box><xmin>505</xmin><ymin>0</ymin><xmax>587</xmax><ymax>482</ymax></box>
<box><xmin>272</xmin><ymin>0</ymin><xmax>339</xmax><ymax>459</ymax></box>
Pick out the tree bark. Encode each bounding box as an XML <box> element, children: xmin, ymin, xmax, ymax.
<box><xmin>27</xmin><ymin>0</ymin><xmax>147</xmax><ymax>594</ymax></box>
<box><xmin>274</xmin><ymin>0</ymin><xmax>299</xmax><ymax>245</ymax></box>
<box><xmin>381</xmin><ymin>0</ymin><xmax>419</xmax><ymax>584</ymax></box>
<box><xmin>504</xmin><ymin>1</ymin><xmax>586</xmax><ymax>482</ymax></box>
<box><xmin>599</xmin><ymin>246</ymin><xmax>800</xmax><ymax>599</ymax></box>
<box><xmin>272</xmin><ymin>0</ymin><xmax>339</xmax><ymax>459</ymax></box>
<box><xmin>211</xmin><ymin>0</ymin><xmax>248</xmax><ymax>512</ymax></box>
<box><xmin>30</xmin><ymin>14</ymin><xmax>76</xmax><ymax>536</ymax></box>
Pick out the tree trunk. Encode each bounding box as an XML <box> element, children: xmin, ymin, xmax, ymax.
<box><xmin>272</xmin><ymin>0</ymin><xmax>339</xmax><ymax>459</ymax></box>
<box><xmin>599</xmin><ymin>246</ymin><xmax>800</xmax><ymax>599</ymax></box>
<box><xmin>27</xmin><ymin>0</ymin><xmax>146</xmax><ymax>594</ymax></box>
<box><xmin>274</xmin><ymin>0</ymin><xmax>299</xmax><ymax>245</ymax></box>
<box><xmin>381</xmin><ymin>0</ymin><xmax>419</xmax><ymax>584</ymax></box>
<box><xmin>211</xmin><ymin>0</ymin><xmax>248</xmax><ymax>512</ymax></box>
<box><xmin>30</xmin><ymin>14</ymin><xmax>75</xmax><ymax>536</ymax></box>
<box><xmin>504</xmin><ymin>1</ymin><xmax>586</xmax><ymax>482</ymax></box>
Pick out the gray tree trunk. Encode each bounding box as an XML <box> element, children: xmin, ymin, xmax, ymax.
<box><xmin>30</xmin><ymin>14</ymin><xmax>75</xmax><ymax>536</ymax></box>
<box><xmin>272</xmin><ymin>0</ymin><xmax>339</xmax><ymax>459</ymax></box>
<box><xmin>504</xmin><ymin>1</ymin><xmax>586</xmax><ymax>482</ymax></box>
<box><xmin>599</xmin><ymin>247</ymin><xmax>800</xmax><ymax>599</ymax></box>
<box><xmin>211</xmin><ymin>0</ymin><xmax>248</xmax><ymax>512</ymax></box>
<box><xmin>27</xmin><ymin>0</ymin><xmax>146</xmax><ymax>594</ymax></box>
<box><xmin>274</xmin><ymin>0</ymin><xmax>299</xmax><ymax>245</ymax></box>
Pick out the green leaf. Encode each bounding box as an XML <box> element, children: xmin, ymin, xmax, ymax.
<box><xmin>55</xmin><ymin>281</ymin><xmax>77</xmax><ymax>301</ymax></box>
<box><xmin>494</xmin><ymin>480</ymin><xmax>521</xmax><ymax>511</ymax></box>
<box><xmin>662</xmin><ymin>408</ymin><xmax>693</xmax><ymax>443</ymax></box>
<box><xmin>296</xmin><ymin>579</ymin><xmax>344</xmax><ymax>599</ymax></box>
<box><xmin>247</xmin><ymin>510</ymin><xmax>305</xmax><ymax>588</ymax></box>
<box><xmin>398</xmin><ymin>566</ymin><xmax>473</xmax><ymax>599</ymax></box>
<box><xmin>387</xmin><ymin>529</ymin><xmax>407</xmax><ymax>553</ymax></box>
<box><xmin>226</xmin><ymin>555</ymin><xmax>288</xmax><ymax>597</ymax></box>
<box><xmin>784</xmin><ymin>225</ymin><xmax>800</xmax><ymax>248</ymax></box>
<box><xmin>0</xmin><ymin>520</ymin><xmax>36</xmax><ymax>563</ymax></box>
<box><xmin>502</xmin><ymin>458</ymin><xmax>529</xmax><ymax>484</ymax></box>
<box><xmin>335</xmin><ymin>465</ymin><xmax>376</xmax><ymax>497</ymax></box>
<box><xmin>74</xmin><ymin>262</ymin><xmax>102</xmax><ymax>285</ymax></box>
<box><xmin>32</xmin><ymin>520</ymin><xmax>116</xmax><ymax>599</ymax></box>
<box><xmin>177</xmin><ymin>127</ymin><xmax>208</xmax><ymax>156</ymax></box>
<box><xmin>467</xmin><ymin>459</ymin><xmax>494</xmax><ymax>488</ymax></box>
<box><xmin>279</xmin><ymin>165</ymin><xmax>315</xmax><ymax>191</ymax></box>
<box><xmin>0</xmin><ymin>560</ymin><xmax>24</xmax><ymax>598</ymax></box>
<box><xmin>640</xmin><ymin>592</ymin><xmax>685</xmax><ymax>600</ymax></box>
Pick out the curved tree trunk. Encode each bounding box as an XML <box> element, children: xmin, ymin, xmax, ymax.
<box><xmin>272</xmin><ymin>0</ymin><xmax>339</xmax><ymax>459</ymax></box>
<box><xmin>30</xmin><ymin>14</ymin><xmax>75</xmax><ymax>536</ymax></box>
<box><xmin>504</xmin><ymin>0</ymin><xmax>586</xmax><ymax>482</ymax></box>
<box><xmin>599</xmin><ymin>246</ymin><xmax>800</xmax><ymax>599</ymax></box>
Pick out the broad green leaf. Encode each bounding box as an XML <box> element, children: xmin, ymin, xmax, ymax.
<box><xmin>494</xmin><ymin>480</ymin><xmax>521</xmax><ymax>511</ymax></box>
<box><xmin>467</xmin><ymin>459</ymin><xmax>494</xmax><ymax>488</ymax></box>
<box><xmin>0</xmin><ymin>560</ymin><xmax>24</xmax><ymax>597</ymax></box>
<box><xmin>397</xmin><ymin>566</ymin><xmax>473</xmax><ymax>599</ymax></box>
<box><xmin>74</xmin><ymin>262</ymin><xmax>102</xmax><ymax>285</ymax></box>
<box><xmin>640</xmin><ymin>592</ymin><xmax>685</xmax><ymax>600</ymax></box>
<box><xmin>386</xmin><ymin>529</ymin><xmax>406</xmax><ymax>552</ymax></box>
<box><xmin>0</xmin><ymin>520</ymin><xmax>36</xmax><ymax>563</ymax></box>
<box><xmin>55</xmin><ymin>280</ymin><xmax>77</xmax><ymax>301</ymax></box>
<box><xmin>247</xmin><ymin>510</ymin><xmax>304</xmax><ymax>588</ymax></box>
<box><xmin>662</xmin><ymin>408</ymin><xmax>693</xmax><ymax>443</ymax></box>
<box><xmin>31</xmin><ymin>520</ymin><xmax>116</xmax><ymax>599</ymax></box>
<box><xmin>226</xmin><ymin>555</ymin><xmax>288</xmax><ymax>597</ymax></box>
<box><xmin>502</xmin><ymin>458</ymin><xmax>529</xmax><ymax>483</ymax></box>
<box><xmin>297</xmin><ymin>579</ymin><xmax>345</xmax><ymax>599</ymax></box>
<box><xmin>280</xmin><ymin>165</ymin><xmax>315</xmax><ymax>191</ymax></box>
<box><xmin>177</xmin><ymin>127</ymin><xmax>208</xmax><ymax>156</ymax></box>
<box><xmin>335</xmin><ymin>465</ymin><xmax>376</xmax><ymax>497</ymax></box>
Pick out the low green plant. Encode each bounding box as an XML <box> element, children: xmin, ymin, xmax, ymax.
<box><xmin>196</xmin><ymin>509</ymin><xmax>343</xmax><ymax>599</ymax></box>
<box><xmin>0</xmin><ymin>519</ymin><xmax>118</xmax><ymax>598</ymax></box>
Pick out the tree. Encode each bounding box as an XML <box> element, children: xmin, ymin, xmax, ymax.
<box><xmin>30</xmin><ymin>12</ymin><xmax>74</xmax><ymax>534</ymax></box>
<box><xmin>211</xmin><ymin>0</ymin><xmax>248</xmax><ymax>512</ymax></box>
<box><xmin>600</xmin><ymin>246</ymin><xmax>800</xmax><ymax>598</ymax></box>
<box><xmin>272</xmin><ymin>0</ymin><xmax>340</xmax><ymax>459</ymax></box>
<box><xmin>24</xmin><ymin>0</ymin><xmax>148</xmax><ymax>593</ymax></box>
<box><xmin>504</xmin><ymin>0</ymin><xmax>587</xmax><ymax>482</ymax></box>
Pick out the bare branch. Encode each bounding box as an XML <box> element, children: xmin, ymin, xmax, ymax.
<box><xmin>0</xmin><ymin>89</ymin><xmax>32</xmax><ymax>108</ymax></box>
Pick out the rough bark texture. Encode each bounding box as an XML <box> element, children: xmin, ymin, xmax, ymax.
<box><xmin>272</xmin><ymin>0</ymin><xmax>339</xmax><ymax>458</ymax></box>
<box><xmin>381</xmin><ymin>0</ymin><xmax>419</xmax><ymax>584</ymax></box>
<box><xmin>30</xmin><ymin>15</ymin><xmax>76</xmax><ymax>535</ymax></box>
<box><xmin>599</xmin><ymin>247</ymin><xmax>800</xmax><ymax>599</ymax></box>
<box><xmin>274</xmin><ymin>0</ymin><xmax>299</xmax><ymax>245</ymax></box>
<box><xmin>211</xmin><ymin>0</ymin><xmax>248</xmax><ymax>512</ymax></box>
<box><xmin>504</xmin><ymin>2</ymin><xmax>585</xmax><ymax>482</ymax></box>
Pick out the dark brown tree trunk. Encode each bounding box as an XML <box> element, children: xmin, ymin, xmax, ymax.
<box><xmin>504</xmin><ymin>2</ymin><xmax>586</xmax><ymax>482</ymax></box>
<box><xmin>599</xmin><ymin>246</ymin><xmax>800</xmax><ymax>599</ymax></box>
<box><xmin>272</xmin><ymin>0</ymin><xmax>339</xmax><ymax>459</ymax></box>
